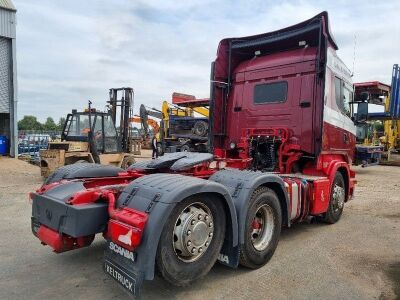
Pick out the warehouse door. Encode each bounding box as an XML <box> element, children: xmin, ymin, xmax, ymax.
<box><xmin>0</xmin><ymin>37</ymin><xmax>11</xmax><ymax>114</ymax></box>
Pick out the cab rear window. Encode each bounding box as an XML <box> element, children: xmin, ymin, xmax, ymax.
<box><xmin>253</xmin><ymin>81</ymin><xmax>288</xmax><ymax>104</ymax></box>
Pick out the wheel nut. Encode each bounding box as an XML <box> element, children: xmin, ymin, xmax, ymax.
<box><xmin>198</xmin><ymin>247</ymin><xmax>203</xmax><ymax>253</ymax></box>
<box><xmin>205</xmin><ymin>242</ymin><xmax>209</xmax><ymax>247</ymax></box>
<box><xmin>205</xmin><ymin>215</ymin><xmax>209</xmax><ymax>221</ymax></box>
<box><xmin>191</xmin><ymin>220</ymin><xmax>196</xmax><ymax>225</ymax></box>
<box><xmin>191</xmin><ymin>248</ymin><xmax>196</xmax><ymax>253</ymax></box>
<box><xmin>209</xmin><ymin>222</ymin><xmax>213</xmax><ymax>227</ymax></box>
<box><xmin>187</xmin><ymin>230</ymin><xmax>191</xmax><ymax>235</ymax></box>
<box><xmin>198</xmin><ymin>214</ymin><xmax>203</xmax><ymax>220</ymax></box>
<box><xmin>187</xmin><ymin>241</ymin><xmax>192</xmax><ymax>246</ymax></box>
<box><xmin>209</xmin><ymin>232</ymin><xmax>213</xmax><ymax>237</ymax></box>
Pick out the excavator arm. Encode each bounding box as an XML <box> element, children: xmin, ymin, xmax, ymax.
<box><xmin>129</xmin><ymin>117</ymin><xmax>160</xmax><ymax>134</ymax></box>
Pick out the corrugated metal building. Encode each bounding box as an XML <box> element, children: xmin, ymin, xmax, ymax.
<box><xmin>0</xmin><ymin>0</ymin><xmax>17</xmax><ymax>157</ymax></box>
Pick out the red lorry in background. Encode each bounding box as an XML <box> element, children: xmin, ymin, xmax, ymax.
<box><xmin>30</xmin><ymin>12</ymin><xmax>358</xmax><ymax>297</ymax></box>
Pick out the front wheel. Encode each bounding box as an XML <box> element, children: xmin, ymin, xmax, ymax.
<box><xmin>156</xmin><ymin>195</ymin><xmax>226</xmax><ymax>286</ymax></box>
<box><xmin>180</xmin><ymin>144</ymin><xmax>191</xmax><ymax>152</ymax></box>
<box><xmin>323</xmin><ymin>172</ymin><xmax>346</xmax><ymax>224</ymax></box>
<box><xmin>240</xmin><ymin>187</ymin><xmax>282</xmax><ymax>269</ymax></box>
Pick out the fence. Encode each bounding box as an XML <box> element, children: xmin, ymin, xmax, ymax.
<box><xmin>18</xmin><ymin>131</ymin><xmax>61</xmax><ymax>164</ymax></box>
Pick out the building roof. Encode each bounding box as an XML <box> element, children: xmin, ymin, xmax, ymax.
<box><xmin>0</xmin><ymin>0</ymin><xmax>16</xmax><ymax>11</ymax></box>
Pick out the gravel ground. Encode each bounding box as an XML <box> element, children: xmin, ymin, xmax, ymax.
<box><xmin>0</xmin><ymin>156</ymin><xmax>399</xmax><ymax>299</ymax></box>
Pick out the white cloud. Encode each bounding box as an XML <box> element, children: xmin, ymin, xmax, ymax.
<box><xmin>13</xmin><ymin>0</ymin><xmax>400</xmax><ymax>122</ymax></box>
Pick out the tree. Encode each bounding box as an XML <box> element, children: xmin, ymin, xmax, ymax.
<box><xmin>18</xmin><ymin>115</ymin><xmax>43</xmax><ymax>131</ymax></box>
<box><xmin>43</xmin><ymin>117</ymin><xmax>57</xmax><ymax>131</ymax></box>
<box><xmin>58</xmin><ymin>117</ymin><xmax>66</xmax><ymax>131</ymax></box>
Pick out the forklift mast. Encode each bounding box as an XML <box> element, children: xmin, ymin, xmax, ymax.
<box><xmin>108</xmin><ymin>88</ymin><xmax>134</xmax><ymax>153</ymax></box>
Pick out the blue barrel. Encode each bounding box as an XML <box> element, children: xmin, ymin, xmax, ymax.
<box><xmin>0</xmin><ymin>136</ymin><xmax>8</xmax><ymax>155</ymax></box>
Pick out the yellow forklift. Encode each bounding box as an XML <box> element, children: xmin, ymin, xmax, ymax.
<box><xmin>40</xmin><ymin>88</ymin><xmax>136</xmax><ymax>177</ymax></box>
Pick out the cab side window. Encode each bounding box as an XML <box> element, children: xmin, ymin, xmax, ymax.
<box><xmin>254</xmin><ymin>81</ymin><xmax>288</xmax><ymax>104</ymax></box>
<box><xmin>335</xmin><ymin>77</ymin><xmax>351</xmax><ymax>117</ymax></box>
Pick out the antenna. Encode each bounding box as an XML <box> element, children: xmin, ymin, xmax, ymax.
<box><xmin>351</xmin><ymin>33</ymin><xmax>357</xmax><ymax>77</ymax></box>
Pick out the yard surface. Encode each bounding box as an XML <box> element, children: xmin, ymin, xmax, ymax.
<box><xmin>0</xmin><ymin>156</ymin><xmax>399</xmax><ymax>299</ymax></box>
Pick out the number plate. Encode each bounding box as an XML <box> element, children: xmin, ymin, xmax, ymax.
<box><xmin>104</xmin><ymin>259</ymin><xmax>137</xmax><ymax>296</ymax></box>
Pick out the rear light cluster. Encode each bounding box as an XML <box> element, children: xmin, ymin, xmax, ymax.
<box><xmin>106</xmin><ymin>190</ymin><xmax>148</xmax><ymax>251</ymax></box>
<box><xmin>107</xmin><ymin>208</ymin><xmax>148</xmax><ymax>251</ymax></box>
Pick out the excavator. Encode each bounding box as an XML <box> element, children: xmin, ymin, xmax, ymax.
<box><xmin>138</xmin><ymin>93</ymin><xmax>210</xmax><ymax>154</ymax></box>
<box><xmin>129</xmin><ymin>116</ymin><xmax>160</xmax><ymax>149</ymax></box>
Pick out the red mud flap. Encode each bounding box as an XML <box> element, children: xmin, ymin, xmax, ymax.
<box><xmin>103</xmin><ymin>240</ymin><xmax>143</xmax><ymax>298</ymax></box>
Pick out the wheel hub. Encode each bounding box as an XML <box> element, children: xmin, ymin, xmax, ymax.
<box><xmin>332</xmin><ymin>184</ymin><xmax>345</xmax><ymax>212</ymax></box>
<box><xmin>251</xmin><ymin>204</ymin><xmax>275</xmax><ymax>251</ymax></box>
<box><xmin>173</xmin><ymin>203</ymin><xmax>213</xmax><ymax>262</ymax></box>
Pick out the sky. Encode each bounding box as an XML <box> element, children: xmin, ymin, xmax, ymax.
<box><xmin>13</xmin><ymin>0</ymin><xmax>400</xmax><ymax>122</ymax></box>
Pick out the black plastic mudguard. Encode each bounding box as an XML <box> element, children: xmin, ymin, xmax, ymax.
<box><xmin>128</xmin><ymin>152</ymin><xmax>214</xmax><ymax>172</ymax></box>
<box><xmin>45</xmin><ymin>163</ymin><xmax>124</xmax><ymax>184</ymax></box>
<box><xmin>104</xmin><ymin>240</ymin><xmax>143</xmax><ymax>297</ymax></box>
<box><xmin>209</xmin><ymin>169</ymin><xmax>290</xmax><ymax>247</ymax></box>
<box><xmin>115</xmin><ymin>173</ymin><xmax>239</xmax><ymax>282</ymax></box>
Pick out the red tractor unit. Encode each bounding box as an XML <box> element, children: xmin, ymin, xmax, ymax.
<box><xmin>30</xmin><ymin>12</ymin><xmax>357</xmax><ymax>297</ymax></box>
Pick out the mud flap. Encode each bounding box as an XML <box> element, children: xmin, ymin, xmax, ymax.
<box><xmin>218</xmin><ymin>244</ymin><xmax>240</xmax><ymax>268</ymax></box>
<box><xmin>103</xmin><ymin>240</ymin><xmax>144</xmax><ymax>298</ymax></box>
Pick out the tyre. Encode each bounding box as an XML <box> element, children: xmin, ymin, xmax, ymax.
<box><xmin>75</xmin><ymin>160</ymin><xmax>89</xmax><ymax>164</ymax></box>
<box><xmin>180</xmin><ymin>144</ymin><xmax>191</xmax><ymax>152</ymax></box>
<box><xmin>156</xmin><ymin>195</ymin><xmax>226</xmax><ymax>286</ymax></box>
<box><xmin>195</xmin><ymin>143</ymin><xmax>208</xmax><ymax>153</ymax></box>
<box><xmin>121</xmin><ymin>155</ymin><xmax>136</xmax><ymax>169</ymax></box>
<box><xmin>323</xmin><ymin>172</ymin><xmax>345</xmax><ymax>224</ymax></box>
<box><xmin>239</xmin><ymin>187</ymin><xmax>282</xmax><ymax>269</ymax></box>
<box><xmin>193</xmin><ymin>121</ymin><xmax>208</xmax><ymax>137</ymax></box>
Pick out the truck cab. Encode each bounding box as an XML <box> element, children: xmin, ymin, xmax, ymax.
<box><xmin>210</xmin><ymin>12</ymin><xmax>356</xmax><ymax>175</ymax></box>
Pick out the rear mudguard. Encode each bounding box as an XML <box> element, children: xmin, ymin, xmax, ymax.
<box><xmin>44</xmin><ymin>163</ymin><xmax>123</xmax><ymax>185</ymax></box>
<box><xmin>117</xmin><ymin>173</ymin><xmax>238</xmax><ymax>281</ymax></box>
<box><xmin>209</xmin><ymin>169</ymin><xmax>290</xmax><ymax>266</ymax></box>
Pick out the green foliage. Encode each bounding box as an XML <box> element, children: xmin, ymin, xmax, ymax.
<box><xmin>43</xmin><ymin>117</ymin><xmax>57</xmax><ymax>131</ymax></box>
<box><xmin>18</xmin><ymin>115</ymin><xmax>43</xmax><ymax>131</ymax></box>
<box><xmin>58</xmin><ymin>117</ymin><xmax>66</xmax><ymax>130</ymax></box>
<box><xmin>373</xmin><ymin>121</ymin><xmax>384</xmax><ymax>133</ymax></box>
<box><xmin>18</xmin><ymin>115</ymin><xmax>66</xmax><ymax>131</ymax></box>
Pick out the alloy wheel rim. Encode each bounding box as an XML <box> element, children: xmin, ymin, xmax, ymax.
<box><xmin>172</xmin><ymin>202</ymin><xmax>214</xmax><ymax>262</ymax></box>
<box><xmin>251</xmin><ymin>204</ymin><xmax>275</xmax><ymax>251</ymax></box>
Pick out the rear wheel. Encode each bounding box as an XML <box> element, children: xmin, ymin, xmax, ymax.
<box><xmin>323</xmin><ymin>172</ymin><xmax>345</xmax><ymax>224</ymax></box>
<box><xmin>121</xmin><ymin>155</ymin><xmax>136</xmax><ymax>169</ymax></box>
<box><xmin>156</xmin><ymin>195</ymin><xmax>226</xmax><ymax>286</ymax></box>
<box><xmin>180</xmin><ymin>144</ymin><xmax>191</xmax><ymax>152</ymax></box>
<box><xmin>240</xmin><ymin>187</ymin><xmax>282</xmax><ymax>269</ymax></box>
<box><xmin>193</xmin><ymin>121</ymin><xmax>208</xmax><ymax>137</ymax></box>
